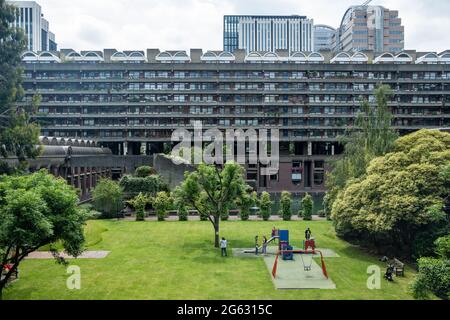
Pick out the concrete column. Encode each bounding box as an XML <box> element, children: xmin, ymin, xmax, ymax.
<box><xmin>123</xmin><ymin>142</ymin><xmax>128</xmax><ymax>155</ymax></box>
<box><xmin>331</xmin><ymin>145</ymin><xmax>335</xmax><ymax>156</ymax></box>
<box><xmin>141</xmin><ymin>142</ymin><xmax>147</xmax><ymax>155</ymax></box>
<box><xmin>307</xmin><ymin>142</ymin><xmax>312</xmax><ymax>156</ymax></box>
<box><xmin>82</xmin><ymin>168</ymin><xmax>87</xmax><ymax>197</ymax></box>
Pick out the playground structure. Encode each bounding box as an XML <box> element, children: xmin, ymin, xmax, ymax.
<box><xmin>240</xmin><ymin>229</ymin><xmax>329</xmax><ymax>281</ymax></box>
<box><xmin>270</xmin><ymin>229</ymin><xmax>328</xmax><ymax>279</ymax></box>
<box><xmin>233</xmin><ymin>228</ymin><xmax>337</xmax><ymax>289</ymax></box>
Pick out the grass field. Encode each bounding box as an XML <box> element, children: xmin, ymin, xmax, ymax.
<box><xmin>4</xmin><ymin>220</ymin><xmax>418</xmax><ymax>300</ymax></box>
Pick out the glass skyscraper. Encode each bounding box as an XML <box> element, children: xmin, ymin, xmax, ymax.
<box><xmin>224</xmin><ymin>15</ymin><xmax>314</xmax><ymax>54</ymax></box>
<box><xmin>7</xmin><ymin>0</ymin><xmax>57</xmax><ymax>51</ymax></box>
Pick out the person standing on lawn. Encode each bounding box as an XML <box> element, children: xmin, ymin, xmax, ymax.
<box><xmin>220</xmin><ymin>237</ymin><xmax>228</xmax><ymax>257</ymax></box>
<box><xmin>262</xmin><ymin>236</ymin><xmax>268</xmax><ymax>255</ymax></box>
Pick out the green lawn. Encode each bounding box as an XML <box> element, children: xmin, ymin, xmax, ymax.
<box><xmin>4</xmin><ymin>220</ymin><xmax>417</xmax><ymax>300</ymax></box>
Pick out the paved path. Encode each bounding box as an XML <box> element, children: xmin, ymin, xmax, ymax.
<box><xmin>26</xmin><ymin>251</ymin><xmax>110</xmax><ymax>259</ymax></box>
<box><xmin>121</xmin><ymin>215</ymin><xmax>327</xmax><ymax>222</ymax></box>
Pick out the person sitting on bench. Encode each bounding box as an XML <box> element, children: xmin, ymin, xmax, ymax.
<box><xmin>384</xmin><ymin>264</ymin><xmax>394</xmax><ymax>282</ymax></box>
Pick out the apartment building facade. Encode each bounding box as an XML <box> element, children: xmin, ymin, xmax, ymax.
<box><xmin>20</xmin><ymin>49</ymin><xmax>450</xmax><ymax>195</ymax></box>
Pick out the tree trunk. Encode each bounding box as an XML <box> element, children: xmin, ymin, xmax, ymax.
<box><xmin>214</xmin><ymin>215</ymin><xmax>220</xmax><ymax>248</ymax></box>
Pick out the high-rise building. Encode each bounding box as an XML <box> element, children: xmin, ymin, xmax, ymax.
<box><xmin>334</xmin><ymin>5</ymin><xmax>404</xmax><ymax>53</ymax></box>
<box><xmin>224</xmin><ymin>15</ymin><xmax>314</xmax><ymax>54</ymax></box>
<box><xmin>313</xmin><ymin>25</ymin><xmax>336</xmax><ymax>51</ymax></box>
<box><xmin>7</xmin><ymin>0</ymin><xmax>57</xmax><ymax>51</ymax></box>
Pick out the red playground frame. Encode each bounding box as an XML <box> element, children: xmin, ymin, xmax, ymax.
<box><xmin>271</xmin><ymin>249</ymin><xmax>328</xmax><ymax>279</ymax></box>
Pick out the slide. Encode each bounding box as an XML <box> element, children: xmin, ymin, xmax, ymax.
<box><xmin>243</xmin><ymin>236</ymin><xmax>279</xmax><ymax>254</ymax></box>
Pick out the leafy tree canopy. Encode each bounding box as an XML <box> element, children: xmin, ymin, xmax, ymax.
<box><xmin>331</xmin><ymin>129</ymin><xmax>450</xmax><ymax>257</ymax></box>
<box><xmin>0</xmin><ymin>170</ymin><xmax>86</xmax><ymax>298</ymax></box>
<box><xmin>174</xmin><ymin>162</ymin><xmax>249</xmax><ymax>247</ymax></box>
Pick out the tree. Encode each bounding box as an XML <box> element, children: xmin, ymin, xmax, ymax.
<box><xmin>0</xmin><ymin>170</ymin><xmax>86</xmax><ymax>299</ymax></box>
<box><xmin>301</xmin><ymin>193</ymin><xmax>313</xmax><ymax>221</ymax></box>
<box><xmin>279</xmin><ymin>191</ymin><xmax>292</xmax><ymax>221</ymax></box>
<box><xmin>324</xmin><ymin>85</ymin><xmax>398</xmax><ymax>216</ymax></box>
<box><xmin>260</xmin><ymin>192</ymin><xmax>272</xmax><ymax>221</ymax></box>
<box><xmin>153</xmin><ymin>191</ymin><xmax>171</xmax><ymax>221</ymax></box>
<box><xmin>0</xmin><ymin>0</ymin><xmax>41</xmax><ymax>168</ymax></box>
<box><xmin>331</xmin><ymin>129</ymin><xmax>450</xmax><ymax>257</ymax></box>
<box><xmin>134</xmin><ymin>166</ymin><xmax>157</xmax><ymax>178</ymax></box>
<box><xmin>174</xmin><ymin>162</ymin><xmax>249</xmax><ymax>248</ymax></box>
<box><xmin>127</xmin><ymin>192</ymin><xmax>152</xmax><ymax>221</ymax></box>
<box><xmin>91</xmin><ymin>179</ymin><xmax>123</xmax><ymax>218</ymax></box>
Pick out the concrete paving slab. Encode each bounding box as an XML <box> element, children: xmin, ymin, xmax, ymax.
<box><xmin>26</xmin><ymin>251</ymin><xmax>110</xmax><ymax>259</ymax></box>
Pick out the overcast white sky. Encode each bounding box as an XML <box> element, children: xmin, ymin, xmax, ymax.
<box><xmin>35</xmin><ymin>0</ymin><xmax>450</xmax><ymax>52</ymax></box>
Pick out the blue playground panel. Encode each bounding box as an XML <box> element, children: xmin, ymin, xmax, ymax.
<box><xmin>279</xmin><ymin>230</ymin><xmax>289</xmax><ymax>243</ymax></box>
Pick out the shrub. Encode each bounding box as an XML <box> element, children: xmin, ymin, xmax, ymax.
<box><xmin>279</xmin><ymin>191</ymin><xmax>292</xmax><ymax>221</ymax></box>
<box><xmin>119</xmin><ymin>175</ymin><xmax>169</xmax><ymax>199</ymax></box>
<box><xmin>127</xmin><ymin>192</ymin><xmax>151</xmax><ymax>221</ymax></box>
<box><xmin>134</xmin><ymin>166</ymin><xmax>157</xmax><ymax>177</ymax></box>
<box><xmin>260</xmin><ymin>192</ymin><xmax>272</xmax><ymax>221</ymax></box>
<box><xmin>236</xmin><ymin>192</ymin><xmax>253</xmax><ymax>221</ymax></box>
<box><xmin>92</xmin><ymin>179</ymin><xmax>123</xmax><ymax>219</ymax></box>
<box><xmin>177</xmin><ymin>205</ymin><xmax>188</xmax><ymax>221</ymax></box>
<box><xmin>301</xmin><ymin>193</ymin><xmax>313</xmax><ymax>221</ymax></box>
<box><xmin>411</xmin><ymin>257</ymin><xmax>449</xmax><ymax>300</ymax></box>
<box><xmin>435</xmin><ymin>235</ymin><xmax>450</xmax><ymax>260</ymax></box>
<box><xmin>153</xmin><ymin>191</ymin><xmax>172</xmax><ymax>221</ymax></box>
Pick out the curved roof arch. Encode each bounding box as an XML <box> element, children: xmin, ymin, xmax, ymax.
<box><xmin>374</xmin><ymin>52</ymin><xmax>395</xmax><ymax>64</ymax></box>
<box><xmin>200</xmin><ymin>51</ymin><xmax>218</xmax><ymax>61</ymax></box>
<box><xmin>308</xmin><ymin>52</ymin><xmax>324</xmax><ymax>58</ymax></box>
<box><xmin>416</xmin><ymin>52</ymin><xmax>439</xmax><ymax>64</ymax></box>
<box><xmin>155</xmin><ymin>51</ymin><xmax>172</xmax><ymax>61</ymax></box>
<box><xmin>308</xmin><ymin>52</ymin><xmax>325</xmax><ymax>62</ymax></box>
<box><xmin>22</xmin><ymin>51</ymin><xmax>38</xmax><ymax>58</ymax></box>
<box><xmin>219</xmin><ymin>51</ymin><xmax>234</xmax><ymax>58</ymax></box>
<box><xmin>331</xmin><ymin>52</ymin><xmax>352</xmax><ymax>63</ymax></box>
<box><xmin>395</xmin><ymin>52</ymin><xmax>413</xmax><ymax>63</ymax></box>
<box><xmin>352</xmin><ymin>52</ymin><xmax>369</xmax><ymax>62</ymax></box>
<box><xmin>21</xmin><ymin>51</ymin><xmax>39</xmax><ymax>62</ymax></box>
<box><xmin>245</xmin><ymin>51</ymin><xmax>264</xmax><ymax>62</ymax></box>
<box><xmin>438</xmin><ymin>52</ymin><xmax>450</xmax><ymax>64</ymax></box>
<box><xmin>289</xmin><ymin>51</ymin><xmax>307</xmax><ymax>63</ymax></box>
<box><xmin>66</xmin><ymin>51</ymin><xmax>82</xmax><ymax>58</ymax></box>
<box><xmin>128</xmin><ymin>51</ymin><xmax>145</xmax><ymax>58</ymax></box>
<box><xmin>83</xmin><ymin>51</ymin><xmax>103</xmax><ymax>60</ymax></box>
<box><xmin>38</xmin><ymin>51</ymin><xmax>61</xmax><ymax>62</ymax></box>
<box><xmin>111</xmin><ymin>51</ymin><xmax>127</xmax><ymax>58</ymax></box>
<box><xmin>263</xmin><ymin>52</ymin><xmax>278</xmax><ymax>58</ymax></box>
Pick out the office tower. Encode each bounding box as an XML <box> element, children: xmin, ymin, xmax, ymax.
<box><xmin>335</xmin><ymin>5</ymin><xmax>404</xmax><ymax>53</ymax></box>
<box><xmin>7</xmin><ymin>0</ymin><xmax>57</xmax><ymax>51</ymax></box>
<box><xmin>314</xmin><ymin>25</ymin><xmax>336</xmax><ymax>51</ymax></box>
<box><xmin>224</xmin><ymin>15</ymin><xmax>314</xmax><ymax>53</ymax></box>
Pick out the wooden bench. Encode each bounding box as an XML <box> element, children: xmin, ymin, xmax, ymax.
<box><xmin>393</xmin><ymin>258</ymin><xmax>405</xmax><ymax>277</ymax></box>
